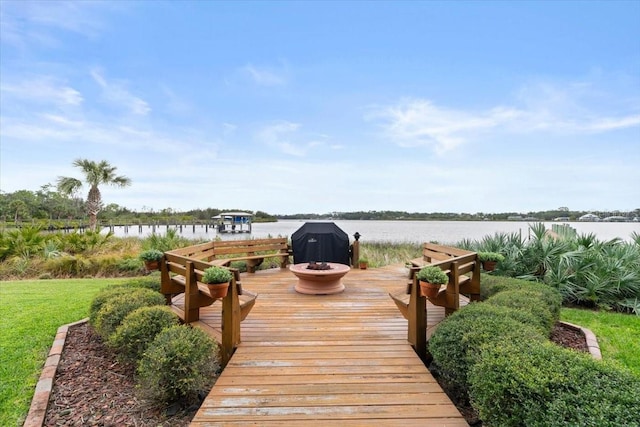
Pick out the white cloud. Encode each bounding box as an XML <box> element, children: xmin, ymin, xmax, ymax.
<box><xmin>255</xmin><ymin>121</ymin><xmax>340</xmax><ymax>157</ymax></box>
<box><xmin>368</xmin><ymin>99</ymin><xmax>522</xmax><ymax>153</ymax></box>
<box><xmin>90</xmin><ymin>68</ymin><xmax>150</xmax><ymax>116</ymax></box>
<box><xmin>0</xmin><ymin>77</ymin><xmax>83</xmax><ymax>106</ymax></box>
<box><xmin>242</xmin><ymin>64</ymin><xmax>287</xmax><ymax>86</ymax></box>
<box><xmin>257</xmin><ymin>121</ymin><xmax>304</xmax><ymax>156</ymax></box>
<box><xmin>0</xmin><ymin>1</ymin><xmax>120</xmax><ymax>50</ymax></box>
<box><xmin>369</xmin><ymin>79</ymin><xmax>640</xmax><ymax>153</ymax></box>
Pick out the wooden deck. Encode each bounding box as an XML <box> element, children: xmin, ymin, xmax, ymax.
<box><xmin>183</xmin><ymin>264</ymin><xmax>468</xmax><ymax>426</ymax></box>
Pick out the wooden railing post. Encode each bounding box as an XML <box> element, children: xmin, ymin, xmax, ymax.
<box><xmin>183</xmin><ymin>261</ymin><xmax>200</xmax><ymax>323</ymax></box>
<box><xmin>470</xmin><ymin>258</ymin><xmax>481</xmax><ymax>302</ymax></box>
<box><xmin>445</xmin><ymin>261</ymin><xmax>461</xmax><ymax>316</ymax></box>
<box><xmin>351</xmin><ymin>239</ymin><xmax>360</xmax><ymax>267</ymax></box>
<box><xmin>407</xmin><ymin>274</ymin><xmax>427</xmax><ymax>361</ymax></box>
<box><xmin>160</xmin><ymin>255</ymin><xmax>172</xmax><ymax>305</ymax></box>
<box><xmin>221</xmin><ymin>271</ymin><xmax>241</xmax><ymax>366</ymax></box>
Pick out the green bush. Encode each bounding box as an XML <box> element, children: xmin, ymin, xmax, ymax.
<box><xmin>137</xmin><ymin>325</ymin><xmax>219</xmax><ymax>403</ymax></box>
<box><xmin>481</xmin><ymin>275</ymin><xmax>563</xmax><ymax>319</ymax></box>
<box><xmin>485</xmin><ymin>290</ymin><xmax>557</xmax><ymax>335</ymax></box>
<box><xmin>428</xmin><ymin>303</ymin><xmax>546</xmax><ymax>388</ymax></box>
<box><xmin>43</xmin><ymin>255</ymin><xmax>91</xmax><ymax>276</ymax></box>
<box><xmin>117</xmin><ymin>257</ymin><xmax>142</xmax><ymax>272</ymax></box>
<box><xmin>120</xmin><ymin>276</ymin><xmax>161</xmax><ymax>292</ymax></box>
<box><xmin>93</xmin><ymin>288</ymin><xmax>165</xmax><ymax>340</ymax></box>
<box><xmin>108</xmin><ymin>306</ymin><xmax>180</xmax><ymax>363</ymax></box>
<box><xmin>469</xmin><ymin>340</ymin><xmax>640</xmax><ymax>427</ymax></box>
<box><xmin>89</xmin><ymin>286</ymin><xmax>139</xmax><ymax>326</ymax></box>
<box><xmin>229</xmin><ymin>261</ymin><xmax>247</xmax><ymax>272</ymax></box>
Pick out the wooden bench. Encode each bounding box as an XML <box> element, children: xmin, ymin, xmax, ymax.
<box><xmin>160</xmin><ymin>251</ymin><xmax>258</xmax><ymax>365</ymax></box>
<box><xmin>389</xmin><ymin>243</ymin><xmax>481</xmax><ymax>361</ymax></box>
<box><xmin>168</xmin><ymin>237</ymin><xmax>291</xmax><ymax>273</ymax></box>
<box><xmin>391</xmin><ymin>243</ymin><xmax>481</xmax><ymax>318</ymax></box>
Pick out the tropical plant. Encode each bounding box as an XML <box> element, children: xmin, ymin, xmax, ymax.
<box><xmin>0</xmin><ymin>226</ymin><xmax>45</xmax><ymax>260</ymax></box>
<box><xmin>57</xmin><ymin>159</ymin><xmax>132</xmax><ymax>231</ymax></box>
<box><xmin>142</xmin><ymin>228</ymin><xmax>190</xmax><ymax>252</ymax></box>
<box><xmin>463</xmin><ymin>223</ymin><xmax>640</xmax><ymax>312</ymax></box>
<box><xmin>57</xmin><ymin>230</ymin><xmax>114</xmax><ymax>254</ymax></box>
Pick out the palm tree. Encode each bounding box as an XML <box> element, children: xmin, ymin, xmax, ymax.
<box><xmin>57</xmin><ymin>159</ymin><xmax>131</xmax><ymax>231</ymax></box>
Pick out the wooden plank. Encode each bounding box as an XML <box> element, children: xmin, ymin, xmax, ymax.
<box><xmin>190</xmin><ymin>418</ymin><xmax>468</xmax><ymax>427</ymax></box>
<box><xmin>188</xmin><ymin>264</ymin><xmax>467</xmax><ymax>425</ymax></box>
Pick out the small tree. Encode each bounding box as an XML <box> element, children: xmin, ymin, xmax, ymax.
<box><xmin>57</xmin><ymin>159</ymin><xmax>131</xmax><ymax>231</ymax></box>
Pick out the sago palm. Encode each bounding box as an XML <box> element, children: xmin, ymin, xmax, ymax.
<box><xmin>57</xmin><ymin>159</ymin><xmax>131</xmax><ymax>231</ymax></box>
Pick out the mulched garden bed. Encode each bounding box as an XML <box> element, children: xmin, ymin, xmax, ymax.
<box><xmin>43</xmin><ymin>323</ymin><xmax>195</xmax><ymax>426</ymax></box>
<box><xmin>43</xmin><ymin>321</ymin><xmax>589</xmax><ymax>426</ymax></box>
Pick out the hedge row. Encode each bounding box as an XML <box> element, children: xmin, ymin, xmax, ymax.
<box><xmin>470</xmin><ymin>340</ymin><xmax>640</xmax><ymax>427</ymax></box>
<box><xmin>88</xmin><ymin>278</ymin><xmax>220</xmax><ymax>404</ymax></box>
<box><xmin>429</xmin><ymin>275</ymin><xmax>640</xmax><ymax>426</ymax></box>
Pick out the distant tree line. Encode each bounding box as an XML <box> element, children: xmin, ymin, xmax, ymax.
<box><xmin>0</xmin><ymin>188</ymin><xmax>277</xmax><ymax>226</ymax></box>
<box><xmin>276</xmin><ymin>208</ymin><xmax>640</xmax><ymax>222</ymax></box>
<box><xmin>1</xmin><ymin>188</ymin><xmax>637</xmax><ymax>227</ymax></box>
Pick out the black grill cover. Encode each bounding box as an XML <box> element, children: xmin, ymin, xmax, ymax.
<box><xmin>291</xmin><ymin>222</ymin><xmax>350</xmax><ymax>265</ymax></box>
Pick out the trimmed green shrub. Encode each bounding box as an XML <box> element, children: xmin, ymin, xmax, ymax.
<box><xmin>89</xmin><ymin>286</ymin><xmax>139</xmax><ymax>326</ymax></box>
<box><xmin>120</xmin><ymin>276</ymin><xmax>161</xmax><ymax>292</ymax></box>
<box><xmin>482</xmin><ymin>275</ymin><xmax>563</xmax><ymax>320</ymax></box>
<box><xmin>137</xmin><ymin>325</ymin><xmax>219</xmax><ymax>403</ymax></box>
<box><xmin>93</xmin><ymin>288</ymin><xmax>165</xmax><ymax>340</ymax></box>
<box><xmin>108</xmin><ymin>306</ymin><xmax>180</xmax><ymax>363</ymax></box>
<box><xmin>428</xmin><ymin>302</ymin><xmax>546</xmax><ymax>388</ymax></box>
<box><xmin>469</xmin><ymin>340</ymin><xmax>640</xmax><ymax>427</ymax></box>
<box><xmin>485</xmin><ymin>289</ymin><xmax>557</xmax><ymax>335</ymax></box>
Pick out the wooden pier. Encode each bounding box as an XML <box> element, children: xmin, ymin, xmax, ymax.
<box><xmin>183</xmin><ymin>264</ymin><xmax>468</xmax><ymax>426</ymax></box>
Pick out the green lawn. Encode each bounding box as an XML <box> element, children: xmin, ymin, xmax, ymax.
<box><xmin>561</xmin><ymin>307</ymin><xmax>640</xmax><ymax>377</ymax></box>
<box><xmin>0</xmin><ymin>278</ymin><xmax>129</xmax><ymax>427</ymax></box>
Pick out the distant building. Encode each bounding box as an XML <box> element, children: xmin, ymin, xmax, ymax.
<box><xmin>578</xmin><ymin>213</ymin><xmax>600</xmax><ymax>222</ymax></box>
<box><xmin>553</xmin><ymin>217</ymin><xmax>570</xmax><ymax>222</ymax></box>
<box><xmin>602</xmin><ymin>216</ymin><xmax>628</xmax><ymax>222</ymax></box>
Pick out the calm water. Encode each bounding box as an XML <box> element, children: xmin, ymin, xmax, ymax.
<box><xmin>105</xmin><ymin>220</ymin><xmax>640</xmax><ymax>244</ymax></box>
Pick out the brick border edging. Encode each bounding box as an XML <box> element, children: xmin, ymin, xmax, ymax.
<box><xmin>23</xmin><ymin>318</ymin><xmax>89</xmax><ymax>427</ymax></box>
<box><xmin>559</xmin><ymin>321</ymin><xmax>602</xmax><ymax>360</ymax></box>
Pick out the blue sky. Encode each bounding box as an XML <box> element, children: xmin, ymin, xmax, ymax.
<box><xmin>1</xmin><ymin>1</ymin><xmax>639</xmax><ymax>215</ymax></box>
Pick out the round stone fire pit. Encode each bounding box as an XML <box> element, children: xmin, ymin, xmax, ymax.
<box><xmin>289</xmin><ymin>262</ymin><xmax>350</xmax><ymax>295</ymax></box>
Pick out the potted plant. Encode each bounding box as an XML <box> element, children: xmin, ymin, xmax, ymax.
<box><xmin>358</xmin><ymin>258</ymin><xmax>369</xmax><ymax>269</ymax></box>
<box><xmin>139</xmin><ymin>249</ymin><xmax>164</xmax><ymax>271</ymax></box>
<box><xmin>415</xmin><ymin>266</ymin><xmax>448</xmax><ymax>298</ymax></box>
<box><xmin>201</xmin><ymin>266</ymin><xmax>233</xmax><ymax>299</ymax></box>
<box><xmin>478</xmin><ymin>251</ymin><xmax>505</xmax><ymax>272</ymax></box>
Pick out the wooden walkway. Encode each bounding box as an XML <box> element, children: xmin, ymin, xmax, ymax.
<box><xmin>187</xmin><ymin>264</ymin><xmax>468</xmax><ymax>426</ymax></box>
